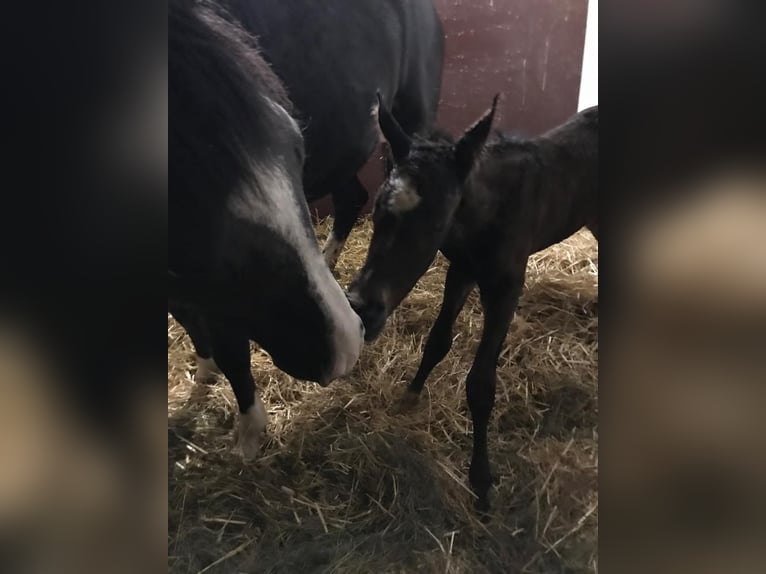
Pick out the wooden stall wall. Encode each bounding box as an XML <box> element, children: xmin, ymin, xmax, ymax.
<box><xmin>312</xmin><ymin>0</ymin><xmax>589</xmax><ymax>219</ymax></box>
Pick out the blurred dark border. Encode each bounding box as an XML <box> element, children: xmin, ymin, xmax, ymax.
<box><xmin>1</xmin><ymin>0</ymin><xmax>168</xmax><ymax>434</ymax></box>
<box><xmin>602</xmin><ymin>0</ymin><xmax>765</xmax><ymax>204</ymax></box>
<box><xmin>1</xmin><ymin>0</ymin><xmax>765</xmax><ymax>572</ymax></box>
<box><xmin>600</xmin><ymin>1</ymin><xmax>766</xmax><ymax>572</ymax></box>
<box><xmin>1</xmin><ymin>2</ymin><xmax>167</xmax><ymax>572</ymax></box>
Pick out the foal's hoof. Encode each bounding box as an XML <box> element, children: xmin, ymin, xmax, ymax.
<box><xmin>474</xmin><ymin>495</ymin><xmax>492</xmax><ymax>518</ymax></box>
<box><xmin>469</xmin><ymin>464</ymin><xmax>493</xmax><ymax>517</ymax></box>
<box><xmin>396</xmin><ymin>388</ymin><xmax>422</xmax><ymax>412</ymax></box>
<box><xmin>236</xmin><ymin>398</ymin><xmax>268</xmax><ymax>460</ymax></box>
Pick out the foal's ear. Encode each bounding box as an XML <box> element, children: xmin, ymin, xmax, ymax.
<box><xmin>373</xmin><ymin>91</ymin><xmax>412</xmax><ymax>164</ymax></box>
<box><xmin>454</xmin><ymin>94</ymin><xmax>499</xmax><ymax>181</ymax></box>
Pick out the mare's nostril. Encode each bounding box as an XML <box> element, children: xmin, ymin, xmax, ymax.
<box><xmin>345</xmin><ymin>290</ymin><xmax>362</xmax><ymax>312</ymax></box>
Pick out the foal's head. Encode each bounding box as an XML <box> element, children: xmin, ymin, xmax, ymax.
<box><xmin>348</xmin><ymin>94</ymin><xmax>498</xmax><ymax>340</ymax></box>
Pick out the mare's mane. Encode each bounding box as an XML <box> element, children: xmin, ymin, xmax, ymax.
<box><xmin>169</xmin><ymin>0</ymin><xmax>295</xmax><ymax>203</ymax></box>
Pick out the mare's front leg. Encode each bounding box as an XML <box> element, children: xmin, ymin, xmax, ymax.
<box><xmin>406</xmin><ymin>263</ymin><xmax>475</xmax><ymax>402</ymax></box>
<box><xmin>207</xmin><ymin>323</ymin><xmax>266</xmax><ymax>460</ymax></box>
<box><xmin>168</xmin><ymin>302</ymin><xmax>220</xmax><ymax>382</ymax></box>
<box><xmin>587</xmin><ymin>220</ymin><xmax>599</xmax><ymax>241</ymax></box>
<box><xmin>467</xmin><ymin>273</ymin><xmax>524</xmax><ymax>512</ymax></box>
<box><xmin>323</xmin><ymin>176</ymin><xmax>368</xmax><ymax>270</ymax></box>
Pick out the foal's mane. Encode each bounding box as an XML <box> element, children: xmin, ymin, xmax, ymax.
<box><xmin>415</xmin><ymin>126</ymin><xmax>535</xmax><ymax>154</ymax></box>
<box><xmin>489</xmin><ymin>131</ymin><xmax>538</xmax><ymax>154</ymax></box>
<box><xmin>417</xmin><ymin>127</ymin><xmax>455</xmax><ymax>145</ymax></box>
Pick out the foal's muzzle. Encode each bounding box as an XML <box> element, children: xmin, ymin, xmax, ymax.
<box><xmin>346</xmin><ymin>290</ymin><xmax>386</xmax><ymax>342</ymax></box>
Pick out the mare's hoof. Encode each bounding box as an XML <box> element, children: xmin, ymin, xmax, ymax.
<box><xmin>236</xmin><ymin>398</ymin><xmax>268</xmax><ymax>460</ymax></box>
<box><xmin>195</xmin><ymin>355</ymin><xmax>221</xmax><ymax>383</ymax></box>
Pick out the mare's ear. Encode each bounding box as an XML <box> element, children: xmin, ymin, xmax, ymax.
<box><xmin>373</xmin><ymin>91</ymin><xmax>412</xmax><ymax>164</ymax></box>
<box><xmin>454</xmin><ymin>94</ymin><xmax>499</xmax><ymax>181</ymax></box>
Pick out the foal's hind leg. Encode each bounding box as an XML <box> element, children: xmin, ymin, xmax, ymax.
<box><xmin>206</xmin><ymin>323</ymin><xmax>266</xmax><ymax>460</ymax></box>
<box><xmin>323</xmin><ymin>176</ymin><xmax>368</xmax><ymax>270</ymax></box>
<box><xmin>169</xmin><ymin>302</ymin><xmax>220</xmax><ymax>382</ymax></box>
<box><xmin>405</xmin><ymin>264</ymin><xmax>475</xmax><ymax>405</ymax></box>
<box><xmin>466</xmin><ymin>274</ymin><xmax>523</xmax><ymax>512</ymax></box>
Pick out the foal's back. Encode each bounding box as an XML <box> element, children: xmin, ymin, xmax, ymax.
<box><xmin>468</xmin><ymin>107</ymin><xmax>598</xmax><ymax>255</ymax></box>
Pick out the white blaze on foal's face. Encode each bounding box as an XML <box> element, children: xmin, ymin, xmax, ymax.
<box><xmin>386</xmin><ymin>174</ymin><xmax>421</xmax><ymax>214</ymax></box>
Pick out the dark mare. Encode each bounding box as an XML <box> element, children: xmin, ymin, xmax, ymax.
<box><xmin>169</xmin><ymin>0</ymin><xmax>364</xmax><ymax>458</ymax></box>
<box><xmin>225</xmin><ymin>0</ymin><xmax>445</xmax><ymax>269</ymax></box>
<box><xmin>348</xmin><ymin>96</ymin><xmax>598</xmax><ymax>509</ymax></box>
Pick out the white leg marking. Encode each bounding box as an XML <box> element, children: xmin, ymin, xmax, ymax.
<box><xmin>195</xmin><ymin>355</ymin><xmax>220</xmax><ymax>382</ymax></box>
<box><xmin>237</xmin><ymin>394</ymin><xmax>268</xmax><ymax>460</ymax></box>
<box><xmin>322</xmin><ymin>234</ymin><xmax>345</xmax><ymax>271</ymax></box>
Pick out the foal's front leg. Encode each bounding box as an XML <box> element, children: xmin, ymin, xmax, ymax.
<box><xmin>466</xmin><ymin>276</ymin><xmax>523</xmax><ymax>511</ymax></box>
<box><xmin>406</xmin><ymin>263</ymin><xmax>475</xmax><ymax>400</ymax></box>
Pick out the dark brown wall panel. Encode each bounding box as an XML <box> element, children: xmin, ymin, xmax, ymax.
<box><xmin>312</xmin><ymin>0</ymin><xmax>589</xmax><ymax>218</ymax></box>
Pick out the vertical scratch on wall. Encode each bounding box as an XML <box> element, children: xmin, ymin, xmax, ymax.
<box><xmin>541</xmin><ymin>37</ymin><xmax>550</xmax><ymax>92</ymax></box>
<box><xmin>521</xmin><ymin>58</ymin><xmax>527</xmax><ymax>106</ymax></box>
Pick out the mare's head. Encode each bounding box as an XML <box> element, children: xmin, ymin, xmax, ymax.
<box><xmin>169</xmin><ymin>0</ymin><xmax>363</xmax><ymax>383</ymax></box>
<box><xmin>348</xmin><ymin>94</ymin><xmax>498</xmax><ymax>340</ymax></box>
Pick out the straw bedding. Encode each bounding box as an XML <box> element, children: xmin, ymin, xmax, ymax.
<box><xmin>168</xmin><ymin>216</ymin><xmax>598</xmax><ymax>573</ymax></box>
